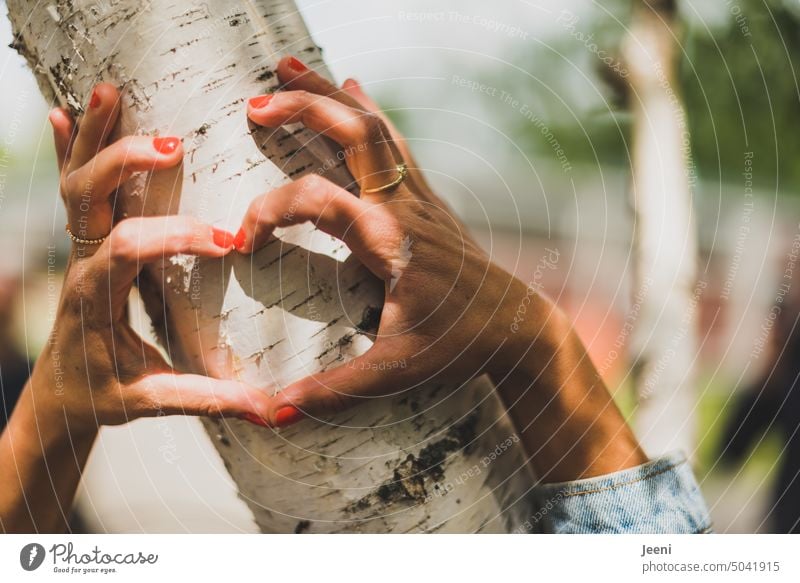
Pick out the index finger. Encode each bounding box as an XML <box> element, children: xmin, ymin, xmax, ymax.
<box><xmin>86</xmin><ymin>216</ymin><xmax>235</xmax><ymax>319</ymax></box>
<box><xmin>275</xmin><ymin>55</ymin><xmax>364</xmax><ymax>110</ymax></box>
<box><xmin>48</xmin><ymin>108</ymin><xmax>75</xmax><ymax>172</ymax></box>
<box><xmin>276</xmin><ymin>61</ymin><xmax>436</xmax><ymax>205</ymax></box>
<box><xmin>68</xmin><ymin>83</ymin><xmax>121</xmax><ymax>172</ymax></box>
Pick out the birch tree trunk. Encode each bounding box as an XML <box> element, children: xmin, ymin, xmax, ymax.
<box><xmin>622</xmin><ymin>0</ymin><xmax>699</xmax><ymax>458</ymax></box>
<box><xmin>8</xmin><ymin>0</ymin><xmax>534</xmax><ymax>532</ymax></box>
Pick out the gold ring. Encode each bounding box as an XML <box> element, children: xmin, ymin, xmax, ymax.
<box><xmin>65</xmin><ymin>224</ymin><xmax>108</xmax><ymax>245</ymax></box>
<box><xmin>362</xmin><ymin>163</ymin><xmax>408</xmax><ymax>194</ymax></box>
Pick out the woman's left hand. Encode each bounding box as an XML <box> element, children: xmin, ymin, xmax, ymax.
<box><xmin>38</xmin><ymin>85</ymin><xmax>273</xmax><ymax>435</ymax></box>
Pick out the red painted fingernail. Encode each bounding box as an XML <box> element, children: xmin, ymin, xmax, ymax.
<box><xmin>89</xmin><ymin>89</ymin><xmax>101</xmax><ymax>109</ymax></box>
<box><xmin>212</xmin><ymin>228</ymin><xmax>235</xmax><ymax>249</ymax></box>
<box><xmin>152</xmin><ymin>136</ymin><xmax>181</xmax><ymax>154</ymax></box>
<box><xmin>275</xmin><ymin>406</ymin><xmax>304</xmax><ymax>428</ymax></box>
<box><xmin>241</xmin><ymin>413</ymin><xmax>269</xmax><ymax>428</ymax></box>
<box><xmin>287</xmin><ymin>56</ymin><xmax>307</xmax><ymax>72</ymax></box>
<box><xmin>248</xmin><ymin>94</ymin><xmax>273</xmax><ymax>109</ymax></box>
<box><xmin>233</xmin><ymin>228</ymin><xmax>246</xmax><ymax>251</ymax></box>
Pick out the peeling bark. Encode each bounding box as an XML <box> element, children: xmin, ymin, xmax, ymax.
<box><xmin>8</xmin><ymin>0</ymin><xmax>535</xmax><ymax>532</ymax></box>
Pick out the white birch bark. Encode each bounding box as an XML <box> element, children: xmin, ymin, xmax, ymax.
<box><xmin>8</xmin><ymin>0</ymin><xmax>534</xmax><ymax>532</ymax></box>
<box><xmin>622</xmin><ymin>1</ymin><xmax>699</xmax><ymax>458</ymax></box>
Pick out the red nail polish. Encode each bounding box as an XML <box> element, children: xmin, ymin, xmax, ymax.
<box><xmin>287</xmin><ymin>57</ymin><xmax>307</xmax><ymax>72</ymax></box>
<box><xmin>152</xmin><ymin>136</ymin><xmax>181</xmax><ymax>154</ymax></box>
<box><xmin>89</xmin><ymin>89</ymin><xmax>101</xmax><ymax>109</ymax></box>
<box><xmin>275</xmin><ymin>406</ymin><xmax>304</xmax><ymax>428</ymax></box>
<box><xmin>248</xmin><ymin>94</ymin><xmax>273</xmax><ymax>109</ymax></box>
<box><xmin>212</xmin><ymin>228</ymin><xmax>235</xmax><ymax>249</ymax></box>
<box><xmin>233</xmin><ymin>228</ymin><xmax>246</xmax><ymax>251</ymax></box>
<box><xmin>241</xmin><ymin>413</ymin><xmax>269</xmax><ymax>428</ymax></box>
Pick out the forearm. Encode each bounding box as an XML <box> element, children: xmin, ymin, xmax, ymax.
<box><xmin>0</xmin><ymin>367</ymin><xmax>97</xmax><ymax>533</ymax></box>
<box><xmin>490</xmin><ymin>293</ymin><xmax>647</xmax><ymax>482</ymax></box>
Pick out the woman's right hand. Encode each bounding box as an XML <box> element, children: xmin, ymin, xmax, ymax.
<box><xmin>236</xmin><ymin>58</ymin><xmax>562</xmax><ymax>424</ymax></box>
<box><xmin>235</xmin><ymin>60</ymin><xmax>645</xmax><ymax>483</ymax></box>
<box><xmin>38</xmin><ymin>84</ymin><xmax>272</xmax><ymax>435</ymax></box>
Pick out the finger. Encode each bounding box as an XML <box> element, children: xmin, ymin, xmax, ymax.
<box><xmin>48</xmin><ymin>108</ymin><xmax>75</xmax><ymax>172</ymax></box>
<box><xmin>262</xmin><ymin>343</ymin><xmax>407</xmax><ymax>427</ymax></box>
<box><xmin>341</xmin><ymin>79</ymin><xmax>404</xmax><ymax>144</ymax></box>
<box><xmin>66</xmin><ymin>135</ymin><xmax>184</xmax><ymax>205</ymax></box>
<box><xmin>275</xmin><ymin>55</ymin><xmax>365</xmax><ymax>110</ymax></box>
<box><xmin>64</xmin><ymin>135</ymin><xmax>183</xmax><ymax>239</ymax></box>
<box><xmin>341</xmin><ymin>78</ymin><xmax>440</xmax><ymax>205</ymax></box>
<box><xmin>68</xmin><ymin>82</ymin><xmax>121</xmax><ymax>171</ymax></box>
<box><xmin>275</xmin><ymin>62</ymin><xmax>419</xmax><ymax>201</ymax></box>
<box><xmin>284</xmin><ymin>68</ymin><xmax>447</xmax><ymax>212</ymax></box>
<box><xmin>237</xmin><ymin>174</ymin><xmax>399</xmax><ymax>281</ymax></box>
<box><xmin>129</xmin><ymin>373</ymin><xmax>273</xmax><ymax>426</ymax></box>
<box><xmin>274</xmin><ymin>60</ymin><xmax>411</xmax><ymax>173</ymax></box>
<box><xmin>89</xmin><ymin>216</ymin><xmax>235</xmax><ymax>313</ymax></box>
<box><xmin>247</xmin><ymin>88</ymin><xmax>400</xmax><ymax>195</ymax></box>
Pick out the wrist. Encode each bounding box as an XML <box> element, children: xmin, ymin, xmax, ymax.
<box><xmin>1</xmin><ymin>361</ymin><xmax>97</xmax><ymax>534</ymax></box>
<box><xmin>25</xmin><ymin>358</ymin><xmax>99</xmax><ymax>446</ymax></box>
<box><xmin>486</xmin><ymin>280</ymin><xmax>648</xmax><ymax>481</ymax></box>
<box><xmin>485</xmin><ymin>278</ymin><xmax>571</xmax><ymax>380</ymax></box>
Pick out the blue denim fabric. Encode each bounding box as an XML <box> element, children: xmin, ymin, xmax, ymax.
<box><xmin>528</xmin><ymin>452</ymin><xmax>712</xmax><ymax>534</ymax></box>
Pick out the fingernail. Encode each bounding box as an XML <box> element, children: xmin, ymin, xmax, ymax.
<box><xmin>241</xmin><ymin>413</ymin><xmax>269</xmax><ymax>428</ymax></box>
<box><xmin>343</xmin><ymin>78</ymin><xmax>361</xmax><ymax>91</ymax></box>
<box><xmin>89</xmin><ymin>89</ymin><xmax>101</xmax><ymax>109</ymax></box>
<box><xmin>153</xmin><ymin>136</ymin><xmax>181</xmax><ymax>154</ymax></box>
<box><xmin>233</xmin><ymin>228</ymin><xmax>246</xmax><ymax>251</ymax></box>
<box><xmin>212</xmin><ymin>227</ymin><xmax>235</xmax><ymax>249</ymax></box>
<box><xmin>287</xmin><ymin>56</ymin><xmax>307</xmax><ymax>72</ymax></box>
<box><xmin>248</xmin><ymin>94</ymin><xmax>273</xmax><ymax>109</ymax></box>
<box><xmin>275</xmin><ymin>406</ymin><xmax>304</xmax><ymax>428</ymax></box>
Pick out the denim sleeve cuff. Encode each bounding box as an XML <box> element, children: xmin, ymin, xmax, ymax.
<box><xmin>526</xmin><ymin>452</ymin><xmax>713</xmax><ymax>534</ymax></box>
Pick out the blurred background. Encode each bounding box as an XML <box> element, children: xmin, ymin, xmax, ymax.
<box><xmin>2</xmin><ymin>0</ymin><xmax>799</xmax><ymax>533</ymax></box>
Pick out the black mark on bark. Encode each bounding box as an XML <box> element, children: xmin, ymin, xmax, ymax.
<box><xmin>356</xmin><ymin>305</ymin><xmax>382</xmax><ymax>335</ymax></box>
<box><xmin>347</xmin><ymin>411</ymin><xmax>480</xmax><ymax>513</ymax></box>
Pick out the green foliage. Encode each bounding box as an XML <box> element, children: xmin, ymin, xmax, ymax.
<box><xmin>681</xmin><ymin>0</ymin><xmax>800</xmax><ymax>193</ymax></box>
<box><xmin>485</xmin><ymin>0</ymin><xmax>800</xmax><ymax>194</ymax></box>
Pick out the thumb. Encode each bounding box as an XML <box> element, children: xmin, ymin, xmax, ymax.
<box><xmin>129</xmin><ymin>373</ymin><xmax>274</xmax><ymax>427</ymax></box>
<box><xmin>265</xmin><ymin>343</ymin><xmax>409</xmax><ymax>428</ymax></box>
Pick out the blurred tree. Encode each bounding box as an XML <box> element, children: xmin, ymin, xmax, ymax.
<box><xmin>621</xmin><ymin>0</ymin><xmax>699</xmax><ymax>458</ymax></box>
<box><xmin>486</xmin><ymin>0</ymin><xmax>800</xmax><ymax>193</ymax></box>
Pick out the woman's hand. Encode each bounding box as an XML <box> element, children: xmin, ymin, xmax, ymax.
<box><xmin>237</xmin><ymin>58</ymin><xmax>563</xmax><ymax>423</ymax></box>
<box><xmin>237</xmin><ymin>57</ymin><xmax>646</xmax><ymax>482</ymax></box>
<box><xmin>1</xmin><ymin>84</ymin><xmax>270</xmax><ymax>532</ymax></box>
<box><xmin>41</xmin><ymin>84</ymin><xmax>272</xmax><ymax>433</ymax></box>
